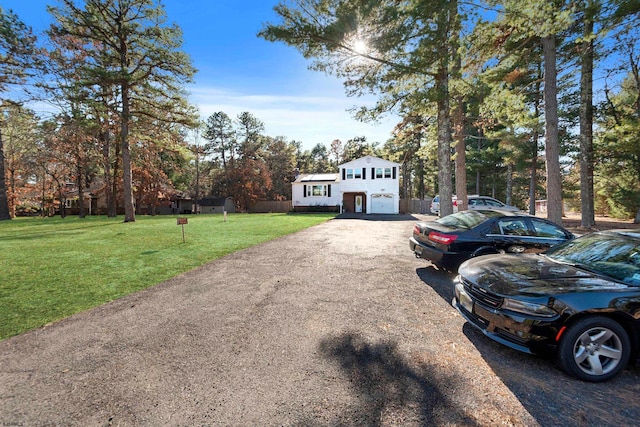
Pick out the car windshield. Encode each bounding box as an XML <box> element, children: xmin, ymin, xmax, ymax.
<box><xmin>484</xmin><ymin>199</ymin><xmax>505</xmax><ymax>207</ymax></box>
<box><xmin>546</xmin><ymin>232</ymin><xmax>640</xmax><ymax>285</ymax></box>
<box><xmin>436</xmin><ymin>210</ymin><xmax>498</xmax><ymax>230</ymax></box>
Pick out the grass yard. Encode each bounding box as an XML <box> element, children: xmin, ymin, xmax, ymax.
<box><xmin>0</xmin><ymin>213</ymin><xmax>335</xmax><ymax>340</ymax></box>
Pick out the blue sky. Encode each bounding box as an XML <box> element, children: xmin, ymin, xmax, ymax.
<box><xmin>4</xmin><ymin>0</ymin><xmax>398</xmax><ymax>150</ymax></box>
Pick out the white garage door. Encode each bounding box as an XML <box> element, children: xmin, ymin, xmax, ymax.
<box><xmin>371</xmin><ymin>193</ymin><xmax>395</xmax><ymax>214</ymax></box>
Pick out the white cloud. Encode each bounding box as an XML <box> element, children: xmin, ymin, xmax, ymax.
<box><xmin>190</xmin><ymin>86</ymin><xmax>398</xmax><ymax>150</ymax></box>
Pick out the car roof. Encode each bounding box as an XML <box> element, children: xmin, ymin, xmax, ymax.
<box><xmin>468</xmin><ymin>195</ymin><xmax>498</xmax><ymax>200</ymax></box>
<box><xmin>429</xmin><ymin>209</ymin><xmax>524</xmax><ymax>224</ymax></box>
<box><xmin>468</xmin><ymin>208</ymin><xmax>526</xmax><ymax>216</ymax></box>
<box><xmin>601</xmin><ymin>230</ymin><xmax>640</xmax><ymax>240</ymax></box>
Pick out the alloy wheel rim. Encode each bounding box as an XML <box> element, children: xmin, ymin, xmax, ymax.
<box><xmin>573</xmin><ymin>327</ymin><xmax>623</xmax><ymax>376</ymax></box>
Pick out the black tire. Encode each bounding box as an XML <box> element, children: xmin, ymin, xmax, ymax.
<box><xmin>558</xmin><ymin>316</ymin><xmax>631</xmax><ymax>382</ymax></box>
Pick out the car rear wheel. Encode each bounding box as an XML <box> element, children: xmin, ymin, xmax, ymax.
<box><xmin>558</xmin><ymin>316</ymin><xmax>630</xmax><ymax>382</ymax></box>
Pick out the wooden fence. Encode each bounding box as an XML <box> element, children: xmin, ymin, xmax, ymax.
<box><xmin>401</xmin><ymin>198</ymin><xmax>433</xmax><ymax>214</ymax></box>
<box><xmin>249</xmin><ymin>200</ymin><xmax>293</xmax><ymax>213</ymax></box>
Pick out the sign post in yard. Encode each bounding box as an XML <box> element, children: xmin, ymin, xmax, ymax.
<box><xmin>177</xmin><ymin>217</ymin><xmax>188</xmax><ymax>242</ymax></box>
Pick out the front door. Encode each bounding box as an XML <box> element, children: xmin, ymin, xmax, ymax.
<box><xmin>355</xmin><ymin>195</ymin><xmax>363</xmax><ymax>213</ymax></box>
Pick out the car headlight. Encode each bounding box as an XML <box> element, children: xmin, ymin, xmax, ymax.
<box><xmin>501</xmin><ymin>298</ymin><xmax>557</xmax><ymax>317</ymax></box>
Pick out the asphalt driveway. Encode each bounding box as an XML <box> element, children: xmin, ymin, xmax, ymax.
<box><xmin>1</xmin><ymin>214</ymin><xmax>638</xmax><ymax>426</ymax></box>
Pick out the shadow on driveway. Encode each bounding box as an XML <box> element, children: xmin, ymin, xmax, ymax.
<box><xmin>310</xmin><ymin>332</ymin><xmax>479</xmax><ymax>426</ymax></box>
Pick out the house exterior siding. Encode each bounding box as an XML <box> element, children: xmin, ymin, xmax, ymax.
<box><xmin>291</xmin><ymin>174</ymin><xmax>341</xmax><ymax>211</ymax></box>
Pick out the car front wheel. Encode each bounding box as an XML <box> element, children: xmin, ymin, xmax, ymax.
<box><xmin>558</xmin><ymin>316</ymin><xmax>631</xmax><ymax>382</ymax></box>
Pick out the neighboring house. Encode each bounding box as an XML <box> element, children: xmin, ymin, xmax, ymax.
<box><xmin>52</xmin><ymin>178</ymin><xmax>236</xmax><ymax>216</ymax></box>
<box><xmin>199</xmin><ymin>197</ymin><xmax>236</xmax><ymax>214</ymax></box>
<box><xmin>155</xmin><ymin>195</ymin><xmax>236</xmax><ymax>214</ymax></box>
<box><xmin>60</xmin><ymin>185</ymin><xmax>97</xmax><ymax>216</ymax></box>
<box><xmin>292</xmin><ymin>155</ymin><xmax>401</xmax><ymax>214</ymax></box>
<box><xmin>154</xmin><ymin>193</ymin><xmax>192</xmax><ymax>215</ymax></box>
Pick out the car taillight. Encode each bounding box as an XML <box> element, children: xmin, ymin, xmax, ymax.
<box><xmin>428</xmin><ymin>231</ymin><xmax>458</xmax><ymax>245</ymax></box>
<box><xmin>413</xmin><ymin>225</ymin><xmax>422</xmax><ymax>235</ymax></box>
<box><xmin>453</xmin><ymin>200</ymin><xmax>457</xmax><ymax>207</ymax></box>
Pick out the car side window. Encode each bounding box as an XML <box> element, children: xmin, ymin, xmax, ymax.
<box><xmin>469</xmin><ymin>199</ymin><xmax>480</xmax><ymax>206</ymax></box>
<box><xmin>485</xmin><ymin>199</ymin><xmax>502</xmax><ymax>207</ymax></box>
<box><xmin>497</xmin><ymin>219</ymin><xmax>530</xmax><ymax>236</ymax></box>
<box><xmin>484</xmin><ymin>222</ymin><xmax>499</xmax><ymax>234</ymax></box>
<box><xmin>531</xmin><ymin>219</ymin><xmax>567</xmax><ymax>239</ymax></box>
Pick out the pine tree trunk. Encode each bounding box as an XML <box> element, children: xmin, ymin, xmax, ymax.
<box><xmin>542</xmin><ymin>35</ymin><xmax>563</xmax><ymax>225</ymax></box>
<box><xmin>579</xmin><ymin>0</ymin><xmax>596</xmax><ymax>228</ymax></box>
<box><xmin>436</xmin><ymin>70</ymin><xmax>453</xmax><ymax>217</ymax></box>
<box><xmin>506</xmin><ymin>163</ymin><xmax>513</xmax><ymax>205</ymax></box>
<box><xmin>453</xmin><ymin>97</ymin><xmax>466</xmax><ymax>210</ymax></box>
<box><xmin>529</xmin><ymin>75</ymin><xmax>542</xmax><ymax>216</ymax></box>
<box><xmin>435</xmin><ymin>9</ymin><xmax>454</xmax><ymax>217</ymax></box>
<box><xmin>121</xmin><ymin>81</ymin><xmax>135</xmax><ymax>223</ymax></box>
<box><xmin>529</xmin><ymin>152</ymin><xmax>538</xmax><ymax>215</ymax></box>
<box><xmin>401</xmin><ymin>161</ymin><xmax>409</xmax><ymax>199</ymax></box>
<box><xmin>0</xmin><ymin>129</ymin><xmax>11</xmax><ymax>220</ymax></box>
<box><xmin>101</xmin><ymin>131</ymin><xmax>116</xmax><ymax>217</ymax></box>
<box><xmin>451</xmin><ymin>0</ymin><xmax>466</xmax><ymax>211</ymax></box>
<box><xmin>418</xmin><ymin>157</ymin><xmax>425</xmax><ymax>200</ymax></box>
<box><xmin>58</xmin><ymin>184</ymin><xmax>66</xmax><ymax>218</ymax></box>
<box><xmin>110</xmin><ymin>141</ymin><xmax>120</xmax><ymax>217</ymax></box>
<box><xmin>77</xmin><ymin>161</ymin><xmax>86</xmax><ymax>218</ymax></box>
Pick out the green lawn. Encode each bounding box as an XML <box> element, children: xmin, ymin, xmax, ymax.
<box><xmin>0</xmin><ymin>213</ymin><xmax>335</xmax><ymax>340</ymax></box>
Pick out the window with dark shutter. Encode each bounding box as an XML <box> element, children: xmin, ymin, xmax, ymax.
<box><xmin>371</xmin><ymin>167</ymin><xmax>375</xmax><ymax>179</ymax></box>
<box><xmin>392</xmin><ymin>167</ymin><xmax>396</xmax><ymax>179</ymax></box>
<box><xmin>328</xmin><ymin>185</ymin><xmax>331</xmax><ymax>197</ymax></box>
<box><xmin>303</xmin><ymin>185</ymin><xmax>307</xmax><ymax>197</ymax></box>
<box><xmin>342</xmin><ymin>169</ymin><xmax>345</xmax><ymax>180</ymax></box>
<box><xmin>362</xmin><ymin>168</ymin><xmax>366</xmax><ymax>179</ymax></box>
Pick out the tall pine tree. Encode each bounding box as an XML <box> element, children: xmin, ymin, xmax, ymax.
<box><xmin>0</xmin><ymin>7</ymin><xmax>37</xmax><ymax>220</ymax></box>
<box><xmin>48</xmin><ymin>0</ymin><xmax>197</xmax><ymax>222</ymax></box>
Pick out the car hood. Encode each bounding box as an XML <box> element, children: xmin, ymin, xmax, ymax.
<box><xmin>458</xmin><ymin>254</ymin><xmax>632</xmax><ymax>297</ymax></box>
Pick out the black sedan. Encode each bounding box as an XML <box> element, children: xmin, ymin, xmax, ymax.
<box><xmin>453</xmin><ymin>230</ymin><xmax>640</xmax><ymax>382</ymax></box>
<box><xmin>409</xmin><ymin>209</ymin><xmax>574</xmax><ymax>271</ymax></box>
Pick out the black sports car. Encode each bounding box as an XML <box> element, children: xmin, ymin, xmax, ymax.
<box><xmin>410</xmin><ymin>209</ymin><xmax>574</xmax><ymax>271</ymax></box>
<box><xmin>453</xmin><ymin>230</ymin><xmax>640</xmax><ymax>382</ymax></box>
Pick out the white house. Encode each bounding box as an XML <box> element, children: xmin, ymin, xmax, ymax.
<box><xmin>292</xmin><ymin>155</ymin><xmax>401</xmax><ymax>214</ymax></box>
